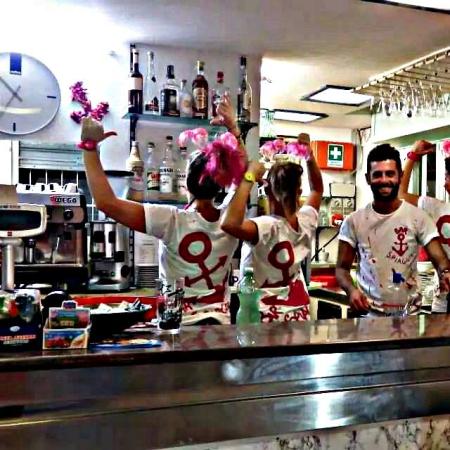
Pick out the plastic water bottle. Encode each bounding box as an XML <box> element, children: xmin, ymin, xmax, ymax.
<box><xmin>236</xmin><ymin>267</ymin><xmax>261</xmax><ymax>325</ymax></box>
<box><xmin>382</xmin><ymin>270</ymin><xmax>408</xmax><ymax>316</ymax></box>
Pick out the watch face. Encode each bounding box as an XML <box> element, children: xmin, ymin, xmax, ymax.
<box><xmin>0</xmin><ymin>52</ymin><xmax>61</xmax><ymax>135</ymax></box>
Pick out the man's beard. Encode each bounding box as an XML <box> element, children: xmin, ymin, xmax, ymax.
<box><xmin>370</xmin><ymin>182</ymin><xmax>400</xmax><ymax>202</ymax></box>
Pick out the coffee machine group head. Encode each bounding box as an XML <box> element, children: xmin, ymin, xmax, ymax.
<box><xmin>88</xmin><ymin>220</ymin><xmax>131</xmax><ymax>291</ymax></box>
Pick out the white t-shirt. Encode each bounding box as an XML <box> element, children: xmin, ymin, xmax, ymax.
<box><xmin>338</xmin><ymin>201</ymin><xmax>439</xmax><ymax>301</ymax></box>
<box><xmin>240</xmin><ymin>205</ymin><xmax>318</xmax><ymax>322</ymax></box>
<box><xmin>419</xmin><ymin>196</ymin><xmax>450</xmax><ymax>258</ymax></box>
<box><xmin>144</xmin><ymin>204</ymin><xmax>239</xmax><ymax>324</ymax></box>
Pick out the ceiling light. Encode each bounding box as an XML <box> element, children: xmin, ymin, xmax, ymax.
<box><xmin>361</xmin><ymin>0</ymin><xmax>450</xmax><ymax>13</ymax></box>
<box><xmin>273</xmin><ymin>109</ymin><xmax>328</xmax><ymax>123</ymax></box>
<box><xmin>302</xmin><ymin>85</ymin><xmax>372</xmax><ymax>106</ymax></box>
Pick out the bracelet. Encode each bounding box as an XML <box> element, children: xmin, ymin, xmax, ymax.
<box><xmin>77</xmin><ymin>139</ymin><xmax>98</xmax><ymax>151</ymax></box>
<box><xmin>407</xmin><ymin>151</ymin><xmax>421</xmax><ymax>162</ymax></box>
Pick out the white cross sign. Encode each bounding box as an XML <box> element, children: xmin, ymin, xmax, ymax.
<box><xmin>327</xmin><ymin>144</ymin><xmax>344</xmax><ymax>168</ymax></box>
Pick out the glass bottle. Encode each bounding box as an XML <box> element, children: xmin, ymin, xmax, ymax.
<box><xmin>237</xmin><ymin>56</ymin><xmax>252</xmax><ymax>123</ymax></box>
<box><xmin>211</xmin><ymin>71</ymin><xmax>229</xmax><ymax>117</ymax></box>
<box><xmin>192</xmin><ymin>60</ymin><xmax>208</xmax><ymax>119</ymax></box>
<box><xmin>126</xmin><ymin>141</ymin><xmax>145</xmax><ymax>201</ymax></box>
<box><xmin>144</xmin><ymin>51</ymin><xmax>159</xmax><ymax>115</ymax></box>
<box><xmin>175</xmin><ymin>146</ymin><xmax>188</xmax><ymax>197</ymax></box>
<box><xmin>236</xmin><ymin>267</ymin><xmax>261</xmax><ymax>325</ymax></box>
<box><xmin>146</xmin><ymin>142</ymin><xmax>160</xmax><ymax>194</ymax></box>
<box><xmin>160</xmin><ymin>65</ymin><xmax>179</xmax><ymax>117</ymax></box>
<box><xmin>179</xmin><ymin>79</ymin><xmax>193</xmax><ymax>118</ymax></box>
<box><xmin>128</xmin><ymin>49</ymin><xmax>143</xmax><ymax>114</ymax></box>
<box><xmin>382</xmin><ymin>271</ymin><xmax>408</xmax><ymax>316</ymax></box>
<box><xmin>159</xmin><ymin>136</ymin><xmax>175</xmax><ymax>194</ymax></box>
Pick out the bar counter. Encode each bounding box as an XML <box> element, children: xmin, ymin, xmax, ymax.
<box><xmin>2</xmin><ymin>315</ymin><xmax>450</xmax><ymax>449</ymax></box>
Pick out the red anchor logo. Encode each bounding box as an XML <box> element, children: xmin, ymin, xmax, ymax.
<box><xmin>261</xmin><ymin>241</ymin><xmax>295</xmax><ymax>288</ymax></box>
<box><xmin>392</xmin><ymin>226</ymin><xmax>409</xmax><ymax>257</ymax></box>
<box><xmin>179</xmin><ymin>232</ymin><xmax>227</xmax><ymax>289</ymax></box>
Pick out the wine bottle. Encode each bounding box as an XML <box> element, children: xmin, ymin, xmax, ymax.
<box><xmin>128</xmin><ymin>49</ymin><xmax>143</xmax><ymax>114</ymax></box>
<box><xmin>144</xmin><ymin>51</ymin><xmax>159</xmax><ymax>114</ymax></box>
<box><xmin>237</xmin><ymin>56</ymin><xmax>252</xmax><ymax>123</ymax></box>
<box><xmin>160</xmin><ymin>65</ymin><xmax>179</xmax><ymax>117</ymax></box>
<box><xmin>211</xmin><ymin>71</ymin><xmax>229</xmax><ymax>117</ymax></box>
<box><xmin>192</xmin><ymin>60</ymin><xmax>208</xmax><ymax>119</ymax></box>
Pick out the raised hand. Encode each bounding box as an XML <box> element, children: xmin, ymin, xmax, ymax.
<box><xmin>80</xmin><ymin>116</ymin><xmax>117</xmax><ymax>144</ymax></box>
<box><xmin>210</xmin><ymin>92</ymin><xmax>238</xmax><ymax>133</ymax></box>
<box><xmin>411</xmin><ymin>140</ymin><xmax>435</xmax><ymax>157</ymax></box>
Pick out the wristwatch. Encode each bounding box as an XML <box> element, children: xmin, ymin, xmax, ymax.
<box><xmin>243</xmin><ymin>171</ymin><xmax>256</xmax><ymax>184</ymax></box>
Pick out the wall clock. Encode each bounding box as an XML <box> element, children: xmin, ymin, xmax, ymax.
<box><xmin>0</xmin><ymin>52</ymin><xmax>61</xmax><ymax>135</ymax></box>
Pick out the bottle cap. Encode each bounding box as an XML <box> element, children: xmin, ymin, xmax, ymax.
<box><xmin>197</xmin><ymin>60</ymin><xmax>205</xmax><ymax>71</ymax></box>
<box><xmin>240</xmin><ymin>56</ymin><xmax>247</xmax><ymax>67</ymax></box>
<box><xmin>244</xmin><ymin>267</ymin><xmax>254</xmax><ymax>275</ymax></box>
<box><xmin>166</xmin><ymin>135</ymin><xmax>173</xmax><ymax>141</ymax></box>
<box><xmin>217</xmin><ymin>71</ymin><xmax>224</xmax><ymax>81</ymax></box>
<box><xmin>166</xmin><ymin>65</ymin><xmax>175</xmax><ymax>78</ymax></box>
<box><xmin>392</xmin><ymin>271</ymin><xmax>405</xmax><ymax>284</ymax></box>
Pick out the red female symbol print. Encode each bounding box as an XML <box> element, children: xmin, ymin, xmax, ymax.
<box><xmin>179</xmin><ymin>232</ymin><xmax>227</xmax><ymax>289</ymax></box>
<box><xmin>262</xmin><ymin>241</ymin><xmax>295</xmax><ymax>288</ymax></box>
<box><xmin>392</xmin><ymin>226</ymin><xmax>408</xmax><ymax>257</ymax></box>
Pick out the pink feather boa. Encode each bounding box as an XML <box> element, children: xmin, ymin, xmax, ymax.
<box><xmin>179</xmin><ymin>128</ymin><xmax>245</xmax><ymax>188</ymax></box>
<box><xmin>260</xmin><ymin>139</ymin><xmax>310</xmax><ymax>163</ymax></box>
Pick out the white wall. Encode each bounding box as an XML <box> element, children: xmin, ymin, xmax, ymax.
<box><xmin>0</xmin><ymin>43</ymin><xmax>261</xmax><ymax>169</ymax></box>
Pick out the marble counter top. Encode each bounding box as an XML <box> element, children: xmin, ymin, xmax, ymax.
<box><xmin>1</xmin><ymin>314</ymin><xmax>449</xmax><ymax>371</ymax></box>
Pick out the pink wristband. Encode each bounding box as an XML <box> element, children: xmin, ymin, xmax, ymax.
<box><xmin>407</xmin><ymin>151</ymin><xmax>421</xmax><ymax>162</ymax></box>
<box><xmin>77</xmin><ymin>140</ymin><xmax>98</xmax><ymax>151</ymax></box>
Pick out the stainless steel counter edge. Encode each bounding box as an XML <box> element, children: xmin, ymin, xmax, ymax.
<box><xmin>1</xmin><ymin>315</ymin><xmax>449</xmax><ymax>371</ymax></box>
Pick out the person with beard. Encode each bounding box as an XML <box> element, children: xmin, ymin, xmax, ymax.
<box><xmin>336</xmin><ymin>143</ymin><xmax>450</xmax><ymax>313</ymax></box>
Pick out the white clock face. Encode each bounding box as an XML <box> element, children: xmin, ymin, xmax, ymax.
<box><xmin>0</xmin><ymin>52</ymin><xmax>61</xmax><ymax>135</ymax></box>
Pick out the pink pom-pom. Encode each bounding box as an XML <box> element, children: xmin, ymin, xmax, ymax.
<box><xmin>273</xmin><ymin>139</ymin><xmax>285</xmax><ymax>152</ymax></box>
<box><xmin>200</xmin><ymin>140</ymin><xmax>245</xmax><ymax>188</ymax></box>
<box><xmin>286</xmin><ymin>142</ymin><xmax>311</xmax><ymax>160</ymax></box>
<box><xmin>178</xmin><ymin>128</ymin><xmax>209</xmax><ymax>148</ymax></box>
<box><xmin>217</xmin><ymin>132</ymin><xmax>238</xmax><ymax>149</ymax></box>
<box><xmin>443</xmin><ymin>140</ymin><xmax>450</xmax><ymax>157</ymax></box>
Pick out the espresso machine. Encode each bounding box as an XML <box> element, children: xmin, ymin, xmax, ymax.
<box><xmin>14</xmin><ymin>184</ymin><xmax>89</xmax><ymax>291</ymax></box>
<box><xmin>0</xmin><ymin>199</ymin><xmax>47</xmax><ymax>349</ymax></box>
<box><xmin>88</xmin><ymin>220</ymin><xmax>131</xmax><ymax>291</ymax></box>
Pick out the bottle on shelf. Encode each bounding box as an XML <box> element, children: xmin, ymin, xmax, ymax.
<box><xmin>144</xmin><ymin>51</ymin><xmax>159</xmax><ymax>115</ymax></box>
<box><xmin>237</xmin><ymin>56</ymin><xmax>252</xmax><ymax>123</ymax></box>
<box><xmin>175</xmin><ymin>146</ymin><xmax>188</xmax><ymax>197</ymax></box>
<box><xmin>159</xmin><ymin>136</ymin><xmax>175</xmax><ymax>194</ymax></box>
<box><xmin>211</xmin><ymin>71</ymin><xmax>229</xmax><ymax>118</ymax></box>
<box><xmin>192</xmin><ymin>60</ymin><xmax>209</xmax><ymax>119</ymax></box>
<box><xmin>160</xmin><ymin>65</ymin><xmax>179</xmax><ymax>117</ymax></box>
<box><xmin>128</xmin><ymin>49</ymin><xmax>143</xmax><ymax>114</ymax></box>
<box><xmin>126</xmin><ymin>141</ymin><xmax>145</xmax><ymax>201</ymax></box>
<box><xmin>236</xmin><ymin>267</ymin><xmax>261</xmax><ymax>325</ymax></box>
<box><xmin>146</xmin><ymin>142</ymin><xmax>160</xmax><ymax>194</ymax></box>
<box><xmin>179</xmin><ymin>79</ymin><xmax>193</xmax><ymax>118</ymax></box>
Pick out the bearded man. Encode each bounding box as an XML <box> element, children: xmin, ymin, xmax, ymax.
<box><xmin>336</xmin><ymin>144</ymin><xmax>450</xmax><ymax>313</ymax></box>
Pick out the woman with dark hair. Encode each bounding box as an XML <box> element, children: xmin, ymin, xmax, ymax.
<box><xmin>80</xmin><ymin>95</ymin><xmax>247</xmax><ymax>325</ymax></box>
<box><xmin>221</xmin><ymin>134</ymin><xmax>323</xmax><ymax>322</ymax></box>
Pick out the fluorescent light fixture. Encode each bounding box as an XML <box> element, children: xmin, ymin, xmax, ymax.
<box><xmin>273</xmin><ymin>109</ymin><xmax>328</xmax><ymax>123</ymax></box>
<box><xmin>302</xmin><ymin>85</ymin><xmax>372</xmax><ymax>106</ymax></box>
<box><xmin>361</xmin><ymin>0</ymin><xmax>450</xmax><ymax>13</ymax></box>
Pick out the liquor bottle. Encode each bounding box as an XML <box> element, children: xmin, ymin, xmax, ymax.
<box><xmin>237</xmin><ymin>56</ymin><xmax>252</xmax><ymax>123</ymax></box>
<box><xmin>192</xmin><ymin>60</ymin><xmax>208</xmax><ymax>119</ymax></box>
<box><xmin>126</xmin><ymin>141</ymin><xmax>145</xmax><ymax>202</ymax></box>
<box><xmin>160</xmin><ymin>65</ymin><xmax>179</xmax><ymax>117</ymax></box>
<box><xmin>179</xmin><ymin>79</ymin><xmax>193</xmax><ymax>118</ymax></box>
<box><xmin>236</xmin><ymin>267</ymin><xmax>261</xmax><ymax>325</ymax></box>
<box><xmin>159</xmin><ymin>136</ymin><xmax>175</xmax><ymax>194</ymax></box>
<box><xmin>211</xmin><ymin>71</ymin><xmax>229</xmax><ymax>117</ymax></box>
<box><xmin>175</xmin><ymin>146</ymin><xmax>188</xmax><ymax>197</ymax></box>
<box><xmin>146</xmin><ymin>142</ymin><xmax>160</xmax><ymax>193</ymax></box>
<box><xmin>128</xmin><ymin>49</ymin><xmax>143</xmax><ymax>114</ymax></box>
<box><xmin>144</xmin><ymin>51</ymin><xmax>159</xmax><ymax>114</ymax></box>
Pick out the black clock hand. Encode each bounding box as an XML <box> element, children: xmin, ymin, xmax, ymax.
<box><xmin>0</xmin><ymin>76</ymin><xmax>23</xmax><ymax>102</ymax></box>
<box><xmin>0</xmin><ymin>85</ymin><xmax>22</xmax><ymax>119</ymax></box>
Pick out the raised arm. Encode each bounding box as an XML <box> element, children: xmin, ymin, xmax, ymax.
<box><xmin>297</xmin><ymin>133</ymin><xmax>323</xmax><ymax>211</ymax></box>
<box><xmin>81</xmin><ymin>118</ymin><xmax>146</xmax><ymax>233</ymax></box>
<box><xmin>220</xmin><ymin>161</ymin><xmax>265</xmax><ymax>244</ymax></box>
<box><xmin>336</xmin><ymin>240</ymin><xmax>370</xmax><ymax>312</ymax></box>
<box><xmin>399</xmin><ymin>140</ymin><xmax>435</xmax><ymax>207</ymax></box>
